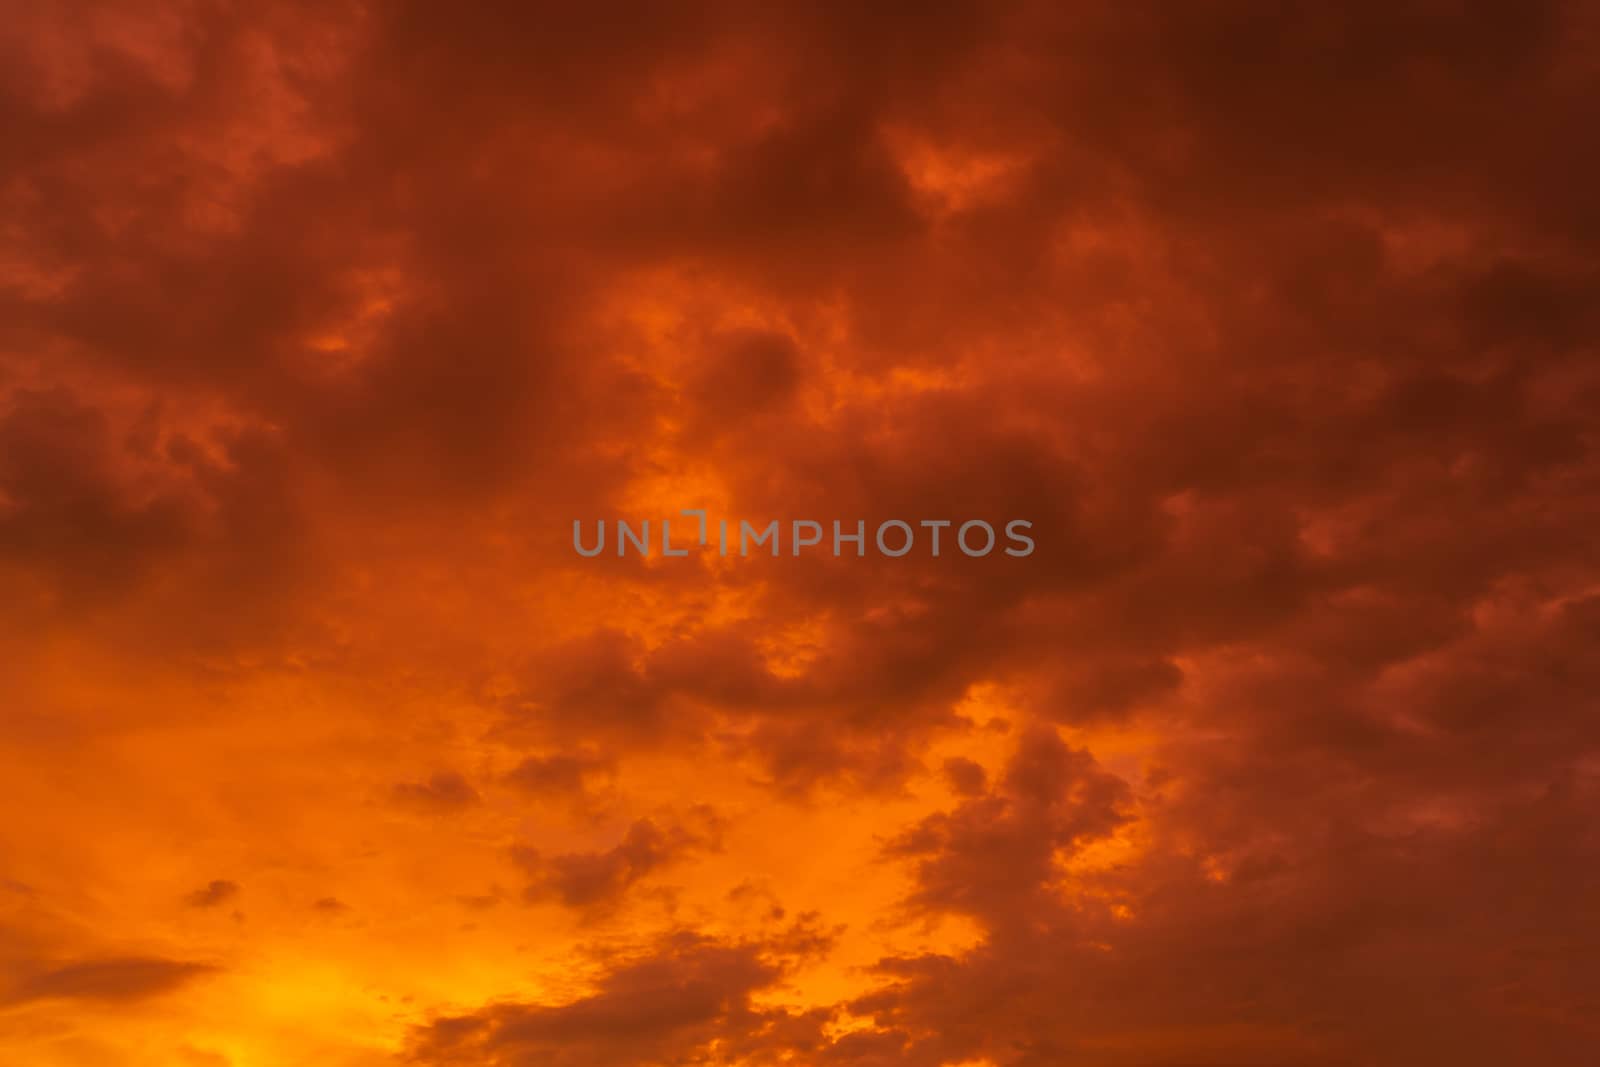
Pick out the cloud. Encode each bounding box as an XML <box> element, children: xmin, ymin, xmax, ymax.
<box><xmin>392</xmin><ymin>771</ymin><xmax>481</xmax><ymax>814</ymax></box>
<box><xmin>940</xmin><ymin>757</ymin><xmax>986</xmax><ymax>799</ymax></box>
<box><xmin>504</xmin><ymin>752</ymin><xmax>614</xmax><ymax>797</ymax></box>
<box><xmin>4</xmin><ymin>956</ymin><xmax>218</xmax><ymax>1006</ymax></box>
<box><xmin>513</xmin><ymin>810</ymin><xmax>724</xmax><ymax>916</ymax></box>
<box><xmin>889</xmin><ymin>727</ymin><xmax>1133</xmax><ymax>925</ymax></box>
<box><xmin>405</xmin><ymin>928</ymin><xmax>829</xmax><ymax>1067</ymax></box>
<box><xmin>182</xmin><ymin>880</ymin><xmax>239</xmax><ymax>909</ymax></box>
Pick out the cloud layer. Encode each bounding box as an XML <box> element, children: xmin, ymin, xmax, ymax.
<box><xmin>1</xmin><ymin>2</ymin><xmax>1597</xmax><ymax>1064</ymax></box>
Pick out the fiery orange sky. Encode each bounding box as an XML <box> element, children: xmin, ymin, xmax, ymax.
<box><xmin>2</xmin><ymin>3</ymin><xmax>1599</xmax><ymax>1065</ymax></box>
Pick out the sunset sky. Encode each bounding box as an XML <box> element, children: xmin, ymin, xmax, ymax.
<box><xmin>2</xmin><ymin>3</ymin><xmax>1599</xmax><ymax>1065</ymax></box>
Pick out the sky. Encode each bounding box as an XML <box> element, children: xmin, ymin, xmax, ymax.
<box><xmin>1</xmin><ymin>2</ymin><xmax>1598</xmax><ymax>1065</ymax></box>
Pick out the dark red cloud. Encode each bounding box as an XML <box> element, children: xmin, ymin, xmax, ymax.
<box><xmin>392</xmin><ymin>771</ymin><xmax>482</xmax><ymax>815</ymax></box>
<box><xmin>887</xmin><ymin>728</ymin><xmax>1132</xmax><ymax>924</ymax></box>
<box><xmin>4</xmin><ymin>956</ymin><xmax>217</xmax><ymax>1007</ymax></box>
<box><xmin>405</xmin><ymin>929</ymin><xmax>830</xmax><ymax>1067</ymax></box>
<box><xmin>2</xmin><ymin>0</ymin><xmax>1597</xmax><ymax>1063</ymax></box>
<box><xmin>181</xmin><ymin>880</ymin><xmax>239</xmax><ymax>909</ymax></box>
<box><xmin>513</xmin><ymin>809</ymin><xmax>724</xmax><ymax>915</ymax></box>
